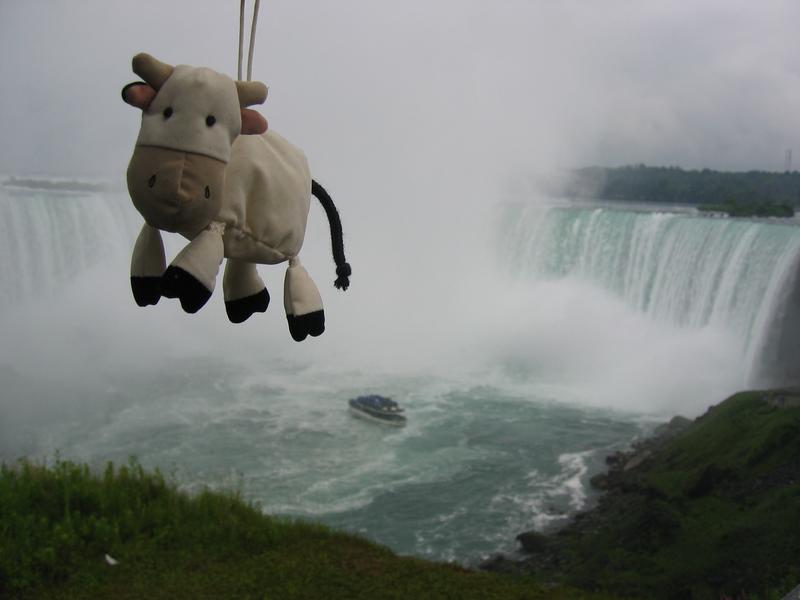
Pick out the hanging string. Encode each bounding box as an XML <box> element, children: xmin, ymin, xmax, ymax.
<box><xmin>247</xmin><ymin>0</ymin><xmax>261</xmax><ymax>82</ymax></box>
<box><xmin>237</xmin><ymin>0</ymin><xmax>261</xmax><ymax>81</ymax></box>
<box><xmin>237</xmin><ymin>0</ymin><xmax>245</xmax><ymax>80</ymax></box>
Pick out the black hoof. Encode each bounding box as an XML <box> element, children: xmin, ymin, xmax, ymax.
<box><xmin>225</xmin><ymin>288</ymin><xmax>270</xmax><ymax>323</ymax></box>
<box><xmin>287</xmin><ymin>310</ymin><xmax>325</xmax><ymax>342</ymax></box>
<box><xmin>131</xmin><ymin>276</ymin><xmax>162</xmax><ymax>306</ymax></box>
<box><xmin>160</xmin><ymin>266</ymin><xmax>212</xmax><ymax>314</ymax></box>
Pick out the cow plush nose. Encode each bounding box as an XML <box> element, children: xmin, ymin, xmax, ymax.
<box><xmin>148</xmin><ymin>174</ymin><xmax>182</xmax><ymax>208</ymax></box>
<box><xmin>127</xmin><ymin>146</ymin><xmax>225</xmax><ymax>237</ymax></box>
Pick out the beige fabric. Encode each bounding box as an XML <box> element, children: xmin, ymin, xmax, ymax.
<box><xmin>130</xmin><ymin>224</ymin><xmax>165</xmax><ymax>277</ymax></box>
<box><xmin>235</xmin><ymin>81</ymin><xmax>268</xmax><ymax>107</ymax></box>
<box><xmin>223</xmin><ymin>259</ymin><xmax>265</xmax><ymax>301</ymax></box>
<box><xmin>132</xmin><ymin>53</ymin><xmax>173</xmax><ymax>90</ymax></box>
<box><xmin>284</xmin><ymin>259</ymin><xmax>323</xmax><ymax>317</ymax></box>
<box><xmin>169</xmin><ymin>222</ymin><xmax>225</xmax><ymax>291</ymax></box>
<box><xmin>127</xmin><ymin>146</ymin><xmax>226</xmax><ymax>238</ymax></box>
<box><xmin>125</xmin><ymin>56</ymin><xmax>320</xmax><ymax>317</ymax></box>
<box><xmin>220</xmin><ymin>130</ymin><xmax>312</xmax><ymax>264</ymax></box>
<box><xmin>135</xmin><ymin>65</ymin><xmax>242</xmax><ymax>163</ymax></box>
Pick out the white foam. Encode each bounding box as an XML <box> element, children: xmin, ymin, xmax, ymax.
<box><xmin>555</xmin><ymin>450</ymin><xmax>594</xmax><ymax>510</ymax></box>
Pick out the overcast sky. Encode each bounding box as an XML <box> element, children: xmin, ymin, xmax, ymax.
<box><xmin>2</xmin><ymin>0</ymin><xmax>800</xmax><ymax>181</ymax></box>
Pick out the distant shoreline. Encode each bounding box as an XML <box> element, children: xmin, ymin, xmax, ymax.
<box><xmin>558</xmin><ymin>164</ymin><xmax>800</xmax><ymax>210</ymax></box>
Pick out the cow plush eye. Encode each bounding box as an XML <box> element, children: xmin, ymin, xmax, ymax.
<box><xmin>206</xmin><ymin>115</ymin><xmax>216</xmax><ymax>127</ymax></box>
<box><xmin>205</xmin><ymin>186</ymin><xmax>210</xmax><ymax>199</ymax></box>
<box><xmin>163</xmin><ymin>107</ymin><xmax>173</xmax><ymax>119</ymax></box>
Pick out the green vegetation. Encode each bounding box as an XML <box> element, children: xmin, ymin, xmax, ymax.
<box><xmin>510</xmin><ymin>390</ymin><xmax>800</xmax><ymax>600</ymax></box>
<box><xmin>697</xmin><ymin>200</ymin><xmax>795</xmax><ymax>218</ymax></box>
<box><xmin>564</xmin><ymin>164</ymin><xmax>800</xmax><ymax>209</ymax></box>
<box><xmin>0</xmin><ymin>458</ymin><xmax>615</xmax><ymax>599</ymax></box>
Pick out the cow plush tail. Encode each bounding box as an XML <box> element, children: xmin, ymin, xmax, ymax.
<box><xmin>311</xmin><ymin>179</ymin><xmax>351</xmax><ymax>290</ymax></box>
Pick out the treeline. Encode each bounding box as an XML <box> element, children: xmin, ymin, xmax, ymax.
<box><xmin>563</xmin><ymin>164</ymin><xmax>800</xmax><ymax>206</ymax></box>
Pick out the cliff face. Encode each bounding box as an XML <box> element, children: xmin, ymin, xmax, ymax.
<box><xmin>756</xmin><ymin>260</ymin><xmax>800</xmax><ymax>388</ymax></box>
<box><xmin>483</xmin><ymin>390</ymin><xmax>800</xmax><ymax>600</ymax></box>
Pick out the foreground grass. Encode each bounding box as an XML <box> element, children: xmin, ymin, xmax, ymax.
<box><xmin>0</xmin><ymin>459</ymin><xmax>617</xmax><ymax>599</ymax></box>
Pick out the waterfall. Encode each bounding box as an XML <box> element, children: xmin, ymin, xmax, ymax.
<box><xmin>2</xmin><ymin>184</ymin><xmax>797</xmax><ymax>389</ymax></box>
<box><xmin>0</xmin><ymin>184</ymin><xmax>140</xmax><ymax>306</ymax></box>
<box><xmin>498</xmin><ymin>202</ymin><xmax>800</xmax><ymax>386</ymax></box>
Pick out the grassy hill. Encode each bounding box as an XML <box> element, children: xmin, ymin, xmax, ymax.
<box><xmin>0</xmin><ymin>458</ymin><xmax>615</xmax><ymax>599</ymax></box>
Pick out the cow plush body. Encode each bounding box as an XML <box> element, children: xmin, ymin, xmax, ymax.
<box><xmin>122</xmin><ymin>53</ymin><xmax>350</xmax><ymax>341</ymax></box>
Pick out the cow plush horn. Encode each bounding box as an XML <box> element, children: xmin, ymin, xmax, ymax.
<box><xmin>132</xmin><ymin>53</ymin><xmax>173</xmax><ymax>90</ymax></box>
<box><xmin>236</xmin><ymin>81</ymin><xmax>268</xmax><ymax>107</ymax></box>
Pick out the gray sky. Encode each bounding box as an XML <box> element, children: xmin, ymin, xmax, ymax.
<box><xmin>2</xmin><ymin>0</ymin><xmax>800</xmax><ymax>181</ymax></box>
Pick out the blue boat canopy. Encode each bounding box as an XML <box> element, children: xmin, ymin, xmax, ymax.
<box><xmin>350</xmin><ymin>395</ymin><xmax>404</xmax><ymax>412</ymax></box>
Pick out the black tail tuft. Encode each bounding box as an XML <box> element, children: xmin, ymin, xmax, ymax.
<box><xmin>335</xmin><ymin>262</ymin><xmax>351</xmax><ymax>291</ymax></box>
<box><xmin>311</xmin><ymin>179</ymin><xmax>351</xmax><ymax>291</ymax></box>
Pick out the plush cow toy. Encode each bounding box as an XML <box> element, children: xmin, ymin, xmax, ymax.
<box><xmin>121</xmin><ymin>53</ymin><xmax>350</xmax><ymax>341</ymax></box>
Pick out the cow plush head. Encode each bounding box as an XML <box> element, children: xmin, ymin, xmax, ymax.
<box><xmin>122</xmin><ymin>53</ymin><xmax>268</xmax><ymax>238</ymax></box>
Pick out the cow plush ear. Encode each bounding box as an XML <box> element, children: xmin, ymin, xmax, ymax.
<box><xmin>121</xmin><ymin>82</ymin><xmax>156</xmax><ymax>110</ymax></box>
<box><xmin>241</xmin><ymin>109</ymin><xmax>268</xmax><ymax>135</ymax></box>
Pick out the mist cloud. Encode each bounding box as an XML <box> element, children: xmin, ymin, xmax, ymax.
<box><xmin>2</xmin><ymin>0</ymin><xmax>800</xmax><ymax>184</ymax></box>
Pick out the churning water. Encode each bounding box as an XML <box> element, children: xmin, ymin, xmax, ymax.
<box><xmin>1</xmin><ymin>183</ymin><xmax>799</xmax><ymax>563</ymax></box>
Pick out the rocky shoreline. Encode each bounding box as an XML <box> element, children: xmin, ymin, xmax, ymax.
<box><xmin>480</xmin><ymin>414</ymin><xmax>693</xmax><ymax>578</ymax></box>
<box><xmin>480</xmin><ymin>389</ymin><xmax>800</xmax><ymax>599</ymax></box>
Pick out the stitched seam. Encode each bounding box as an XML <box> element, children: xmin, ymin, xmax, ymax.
<box><xmin>226</xmin><ymin>225</ymin><xmax>288</xmax><ymax>261</ymax></box>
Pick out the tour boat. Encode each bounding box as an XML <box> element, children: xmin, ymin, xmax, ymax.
<box><xmin>348</xmin><ymin>395</ymin><xmax>407</xmax><ymax>426</ymax></box>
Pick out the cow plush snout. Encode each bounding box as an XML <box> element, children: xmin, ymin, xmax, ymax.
<box><xmin>127</xmin><ymin>146</ymin><xmax>225</xmax><ymax>238</ymax></box>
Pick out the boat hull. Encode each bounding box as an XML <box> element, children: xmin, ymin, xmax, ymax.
<box><xmin>348</xmin><ymin>406</ymin><xmax>407</xmax><ymax>427</ymax></box>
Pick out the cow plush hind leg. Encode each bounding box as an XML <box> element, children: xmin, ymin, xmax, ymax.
<box><xmin>161</xmin><ymin>222</ymin><xmax>224</xmax><ymax>313</ymax></box>
<box><xmin>283</xmin><ymin>258</ymin><xmax>324</xmax><ymax>341</ymax></box>
<box><xmin>223</xmin><ymin>259</ymin><xmax>270</xmax><ymax>323</ymax></box>
<box><xmin>130</xmin><ymin>224</ymin><xmax>166</xmax><ymax>306</ymax></box>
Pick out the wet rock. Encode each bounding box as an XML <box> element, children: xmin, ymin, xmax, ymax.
<box><xmin>623</xmin><ymin>450</ymin><xmax>651</xmax><ymax>471</ymax></box>
<box><xmin>478</xmin><ymin>554</ymin><xmax>526</xmax><ymax>575</ymax></box>
<box><xmin>516</xmin><ymin>531</ymin><xmax>551</xmax><ymax>553</ymax></box>
<box><xmin>590</xmin><ymin>472</ymin><xmax>610</xmax><ymax>490</ymax></box>
<box><xmin>604</xmin><ymin>451</ymin><xmax>626</xmax><ymax>468</ymax></box>
<box><xmin>763</xmin><ymin>388</ymin><xmax>800</xmax><ymax>408</ymax></box>
<box><xmin>653</xmin><ymin>415</ymin><xmax>692</xmax><ymax>438</ymax></box>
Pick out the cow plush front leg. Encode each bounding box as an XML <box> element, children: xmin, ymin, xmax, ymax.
<box><xmin>223</xmin><ymin>259</ymin><xmax>270</xmax><ymax>323</ymax></box>
<box><xmin>161</xmin><ymin>221</ymin><xmax>224</xmax><ymax>313</ymax></box>
<box><xmin>130</xmin><ymin>224</ymin><xmax>166</xmax><ymax>306</ymax></box>
<box><xmin>284</xmin><ymin>258</ymin><xmax>325</xmax><ymax>341</ymax></box>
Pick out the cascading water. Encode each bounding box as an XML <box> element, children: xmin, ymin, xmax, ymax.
<box><xmin>498</xmin><ymin>202</ymin><xmax>800</xmax><ymax>386</ymax></box>
<box><xmin>0</xmin><ymin>184</ymin><xmax>139</xmax><ymax>305</ymax></box>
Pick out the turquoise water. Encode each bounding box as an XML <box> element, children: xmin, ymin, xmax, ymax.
<box><xmin>14</xmin><ymin>357</ymin><xmax>647</xmax><ymax>564</ymax></box>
